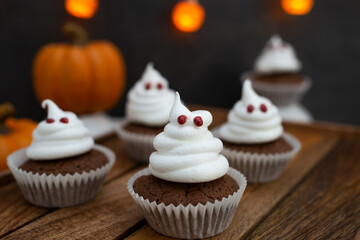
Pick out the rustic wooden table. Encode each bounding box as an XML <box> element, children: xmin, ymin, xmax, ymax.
<box><xmin>1</xmin><ymin>106</ymin><xmax>360</xmax><ymax>240</ymax></box>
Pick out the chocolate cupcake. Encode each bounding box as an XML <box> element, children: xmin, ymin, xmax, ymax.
<box><xmin>116</xmin><ymin>62</ymin><xmax>175</xmax><ymax>162</ymax></box>
<box><xmin>7</xmin><ymin>100</ymin><xmax>115</xmax><ymax>208</ymax></box>
<box><xmin>216</xmin><ymin>80</ymin><xmax>301</xmax><ymax>183</ymax></box>
<box><xmin>128</xmin><ymin>92</ymin><xmax>247</xmax><ymax>239</ymax></box>
<box><xmin>242</xmin><ymin>35</ymin><xmax>311</xmax><ymax>106</ymax></box>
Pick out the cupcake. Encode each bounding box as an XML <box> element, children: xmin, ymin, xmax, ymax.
<box><xmin>128</xmin><ymin>92</ymin><xmax>247</xmax><ymax>239</ymax></box>
<box><xmin>116</xmin><ymin>62</ymin><xmax>175</xmax><ymax>162</ymax></box>
<box><xmin>243</xmin><ymin>35</ymin><xmax>311</xmax><ymax>106</ymax></box>
<box><xmin>217</xmin><ymin>80</ymin><xmax>301</xmax><ymax>183</ymax></box>
<box><xmin>7</xmin><ymin>100</ymin><xmax>115</xmax><ymax>208</ymax></box>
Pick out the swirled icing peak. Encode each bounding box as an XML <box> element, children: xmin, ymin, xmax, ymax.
<box><xmin>149</xmin><ymin>92</ymin><xmax>229</xmax><ymax>183</ymax></box>
<box><xmin>219</xmin><ymin>80</ymin><xmax>283</xmax><ymax>144</ymax></box>
<box><xmin>254</xmin><ymin>34</ymin><xmax>302</xmax><ymax>74</ymax></box>
<box><xmin>26</xmin><ymin>100</ymin><xmax>94</xmax><ymax>160</ymax></box>
<box><xmin>126</xmin><ymin>62</ymin><xmax>175</xmax><ymax>127</ymax></box>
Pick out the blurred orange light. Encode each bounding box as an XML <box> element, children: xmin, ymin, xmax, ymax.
<box><xmin>172</xmin><ymin>0</ymin><xmax>205</xmax><ymax>33</ymax></box>
<box><xmin>281</xmin><ymin>0</ymin><xmax>313</xmax><ymax>15</ymax></box>
<box><xmin>65</xmin><ymin>0</ymin><xmax>98</xmax><ymax>19</ymax></box>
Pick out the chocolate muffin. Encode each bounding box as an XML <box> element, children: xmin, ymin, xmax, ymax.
<box><xmin>7</xmin><ymin>99</ymin><xmax>115</xmax><ymax>208</ymax></box>
<box><xmin>218</xmin><ymin>80</ymin><xmax>301</xmax><ymax>183</ymax></box>
<box><xmin>116</xmin><ymin>63</ymin><xmax>175</xmax><ymax>162</ymax></box>
<box><xmin>128</xmin><ymin>93</ymin><xmax>247</xmax><ymax>239</ymax></box>
<box><xmin>243</xmin><ymin>34</ymin><xmax>311</xmax><ymax>106</ymax></box>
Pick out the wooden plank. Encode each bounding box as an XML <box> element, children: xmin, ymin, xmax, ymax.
<box><xmin>245</xmin><ymin>136</ymin><xmax>360</xmax><ymax>240</ymax></box>
<box><xmin>125</xmin><ymin>128</ymin><xmax>339</xmax><ymax>240</ymax></box>
<box><xmin>0</xmin><ymin>182</ymin><xmax>50</xmax><ymax>238</ymax></box>
<box><xmin>0</xmin><ymin>136</ymin><xmax>139</xmax><ymax>238</ymax></box>
<box><xmin>2</xmin><ymin>106</ymin><xmax>358</xmax><ymax>239</ymax></box>
<box><xmin>3</xmin><ymin>166</ymin><xmax>147</xmax><ymax>240</ymax></box>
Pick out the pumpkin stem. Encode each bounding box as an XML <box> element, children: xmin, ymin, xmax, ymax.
<box><xmin>0</xmin><ymin>103</ymin><xmax>15</xmax><ymax>134</ymax></box>
<box><xmin>62</xmin><ymin>22</ymin><xmax>89</xmax><ymax>46</ymax></box>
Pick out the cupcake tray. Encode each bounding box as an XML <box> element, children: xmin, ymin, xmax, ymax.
<box><xmin>1</xmin><ymin>106</ymin><xmax>359</xmax><ymax>240</ymax></box>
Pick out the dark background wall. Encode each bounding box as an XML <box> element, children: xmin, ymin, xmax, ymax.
<box><xmin>1</xmin><ymin>0</ymin><xmax>360</xmax><ymax>125</ymax></box>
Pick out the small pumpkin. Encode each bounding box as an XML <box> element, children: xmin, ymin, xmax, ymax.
<box><xmin>32</xmin><ymin>22</ymin><xmax>126</xmax><ymax>114</ymax></box>
<box><xmin>0</xmin><ymin>103</ymin><xmax>37</xmax><ymax>171</ymax></box>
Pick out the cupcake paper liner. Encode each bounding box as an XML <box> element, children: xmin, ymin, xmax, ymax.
<box><xmin>220</xmin><ymin>132</ymin><xmax>301</xmax><ymax>183</ymax></box>
<box><xmin>115</xmin><ymin>120</ymin><xmax>156</xmax><ymax>163</ymax></box>
<box><xmin>241</xmin><ymin>72</ymin><xmax>312</xmax><ymax>106</ymax></box>
<box><xmin>128</xmin><ymin>167</ymin><xmax>247</xmax><ymax>239</ymax></box>
<box><xmin>7</xmin><ymin>144</ymin><xmax>115</xmax><ymax>208</ymax></box>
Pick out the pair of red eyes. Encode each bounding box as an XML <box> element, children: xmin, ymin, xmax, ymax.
<box><xmin>247</xmin><ymin>104</ymin><xmax>267</xmax><ymax>113</ymax></box>
<box><xmin>177</xmin><ymin>115</ymin><xmax>203</xmax><ymax>127</ymax></box>
<box><xmin>145</xmin><ymin>82</ymin><xmax>163</xmax><ymax>90</ymax></box>
<box><xmin>46</xmin><ymin>118</ymin><xmax>69</xmax><ymax>124</ymax></box>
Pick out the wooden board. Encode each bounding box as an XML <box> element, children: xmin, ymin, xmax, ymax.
<box><xmin>1</xmin><ymin>105</ymin><xmax>359</xmax><ymax>240</ymax></box>
<box><xmin>0</xmin><ymin>137</ymin><xmax>139</xmax><ymax>238</ymax></box>
<box><xmin>3</xmin><ymin>167</ymin><xmax>146</xmax><ymax>240</ymax></box>
<box><xmin>246</xmin><ymin>136</ymin><xmax>360</xmax><ymax>240</ymax></box>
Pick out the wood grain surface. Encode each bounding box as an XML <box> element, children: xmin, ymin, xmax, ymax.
<box><xmin>0</xmin><ymin>106</ymin><xmax>359</xmax><ymax>240</ymax></box>
<box><xmin>246</xmin><ymin>136</ymin><xmax>360</xmax><ymax>240</ymax></box>
<box><xmin>3</xmin><ymin>167</ymin><xmax>146</xmax><ymax>240</ymax></box>
<box><xmin>0</xmin><ymin>136</ymin><xmax>138</xmax><ymax>239</ymax></box>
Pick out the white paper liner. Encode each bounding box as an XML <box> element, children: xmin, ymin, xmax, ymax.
<box><xmin>128</xmin><ymin>167</ymin><xmax>247</xmax><ymax>239</ymax></box>
<box><xmin>241</xmin><ymin>72</ymin><xmax>312</xmax><ymax>106</ymax></box>
<box><xmin>220</xmin><ymin>132</ymin><xmax>301</xmax><ymax>183</ymax></box>
<box><xmin>115</xmin><ymin>120</ymin><xmax>156</xmax><ymax>163</ymax></box>
<box><xmin>7</xmin><ymin>144</ymin><xmax>115</xmax><ymax>208</ymax></box>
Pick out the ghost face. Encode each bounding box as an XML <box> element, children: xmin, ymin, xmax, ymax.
<box><xmin>144</xmin><ymin>81</ymin><xmax>165</xmax><ymax>91</ymax></box>
<box><xmin>171</xmin><ymin>109</ymin><xmax>212</xmax><ymax>129</ymax></box>
<box><xmin>246</xmin><ymin>103</ymin><xmax>268</xmax><ymax>114</ymax></box>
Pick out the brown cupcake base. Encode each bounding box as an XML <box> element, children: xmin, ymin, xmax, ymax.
<box><xmin>222</xmin><ymin>136</ymin><xmax>292</xmax><ymax>154</ymax></box>
<box><xmin>133</xmin><ymin>174</ymin><xmax>239</xmax><ymax>207</ymax></box>
<box><xmin>116</xmin><ymin>120</ymin><xmax>163</xmax><ymax>162</ymax></box>
<box><xmin>220</xmin><ymin>132</ymin><xmax>301</xmax><ymax>183</ymax></box>
<box><xmin>249</xmin><ymin>72</ymin><xmax>305</xmax><ymax>84</ymax></box>
<box><xmin>20</xmin><ymin>149</ymin><xmax>108</xmax><ymax>176</ymax></box>
<box><xmin>241</xmin><ymin>72</ymin><xmax>312</xmax><ymax>106</ymax></box>
<box><xmin>123</xmin><ymin>122</ymin><xmax>164</xmax><ymax>135</ymax></box>
<box><xmin>7</xmin><ymin>145</ymin><xmax>115</xmax><ymax>208</ymax></box>
<box><xmin>128</xmin><ymin>167</ymin><xmax>247</xmax><ymax>239</ymax></box>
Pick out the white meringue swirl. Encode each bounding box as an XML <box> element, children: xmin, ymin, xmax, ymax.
<box><xmin>149</xmin><ymin>92</ymin><xmax>229</xmax><ymax>183</ymax></box>
<box><xmin>26</xmin><ymin>100</ymin><xmax>94</xmax><ymax>160</ymax></box>
<box><xmin>219</xmin><ymin>80</ymin><xmax>283</xmax><ymax>144</ymax></box>
<box><xmin>254</xmin><ymin>34</ymin><xmax>302</xmax><ymax>74</ymax></box>
<box><xmin>126</xmin><ymin>62</ymin><xmax>175</xmax><ymax>127</ymax></box>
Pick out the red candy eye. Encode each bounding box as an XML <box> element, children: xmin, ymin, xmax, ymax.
<box><xmin>46</xmin><ymin>118</ymin><xmax>54</xmax><ymax>123</ymax></box>
<box><xmin>145</xmin><ymin>82</ymin><xmax>151</xmax><ymax>90</ymax></box>
<box><xmin>60</xmin><ymin>117</ymin><xmax>69</xmax><ymax>123</ymax></box>
<box><xmin>247</xmin><ymin>104</ymin><xmax>254</xmax><ymax>113</ymax></box>
<box><xmin>260</xmin><ymin>104</ymin><xmax>267</xmax><ymax>112</ymax></box>
<box><xmin>177</xmin><ymin>115</ymin><xmax>187</xmax><ymax>125</ymax></box>
<box><xmin>193</xmin><ymin>116</ymin><xmax>203</xmax><ymax>127</ymax></box>
<box><xmin>157</xmin><ymin>83</ymin><xmax>163</xmax><ymax>90</ymax></box>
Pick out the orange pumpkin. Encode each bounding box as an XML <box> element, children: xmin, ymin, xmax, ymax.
<box><xmin>33</xmin><ymin>22</ymin><xmax>126</xmax><ymax>114</ymax></box>
<box><xmin>0</xmin><ymin>103</ymin><xmax>37</xmax><ymax>171</ymax></box>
